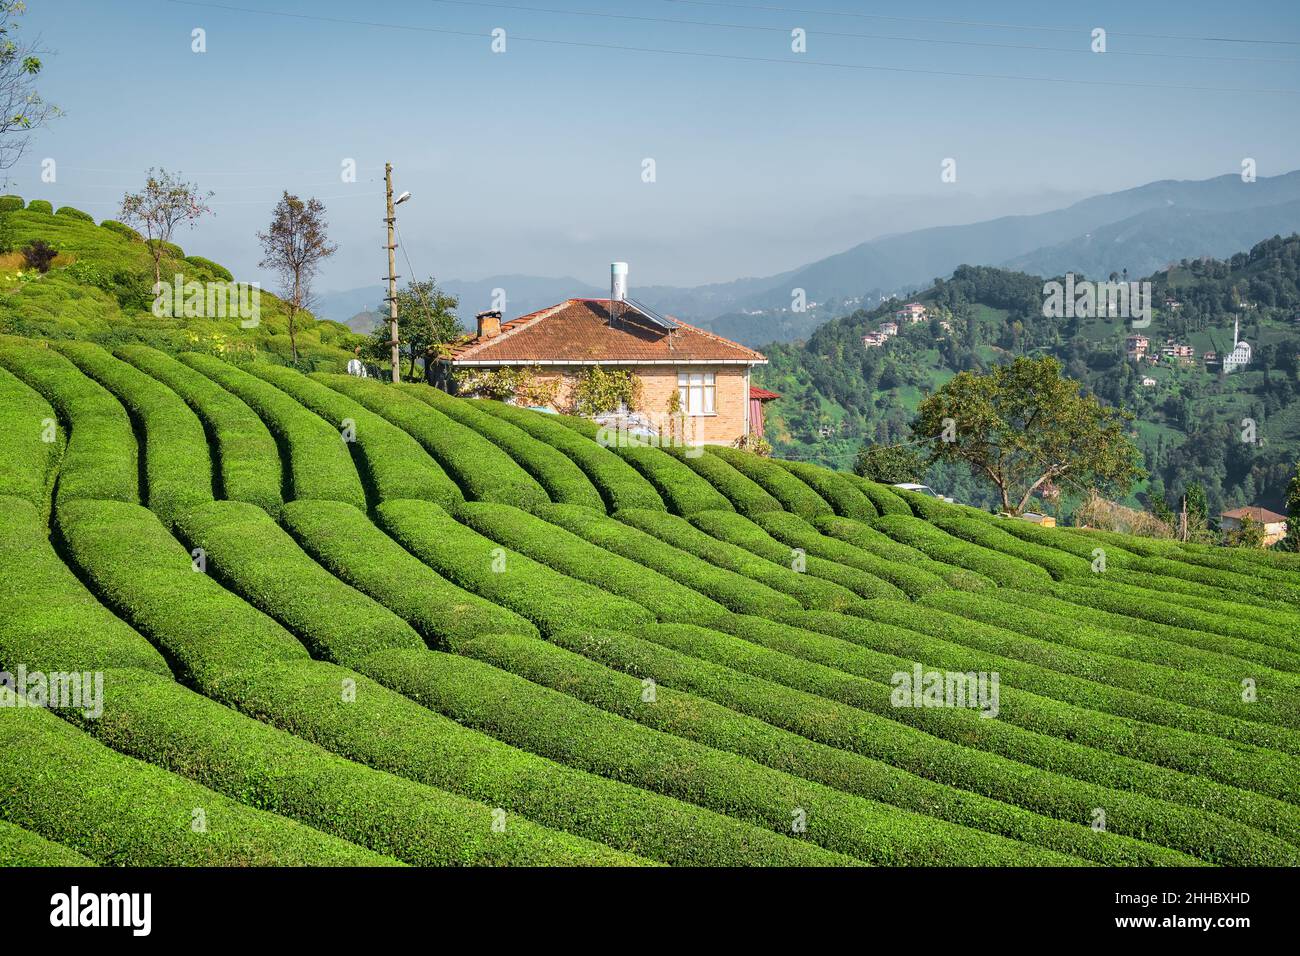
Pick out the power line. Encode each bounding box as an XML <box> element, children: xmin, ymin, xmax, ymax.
<box><xmin>160</xmin><ymin>0</ymin><xmax>1300</xmax><ymax>95</ymax></box>
<box><xmin>428</xmin><ymin>0</ymin><xmax>1300</xmax><ymax>63</ymax></box>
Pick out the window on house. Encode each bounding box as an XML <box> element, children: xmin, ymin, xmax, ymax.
<box><xmin>677</xmin><ymin>371</ymin><xmax>716</xmax><ymax>415</ymax></box>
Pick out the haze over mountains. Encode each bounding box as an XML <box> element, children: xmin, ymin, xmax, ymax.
<box><xmin>321</xmin><ymin>170</ymin><xmax>1300</xmax><ymax>346</ymax></box>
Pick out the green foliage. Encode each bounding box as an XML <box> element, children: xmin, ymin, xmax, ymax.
<box><xmin>658</xmin><ymin>443</ymin><xmax>784</xmax><ymax>518</ymax></box>
<box><xmin>183</xmin><ymin>255</ymin><xmax>233</xmax><ymax>281</ymax></box>
<box><xmin>776</xmin><ymin>459</ymin><xmax>878</xmax><ymax>520</ymax></box>
<box><xmin>54</xmin><ymin>206</ymin><xmax>93</xmax><ymax>222</ymax></box>
<box><xmin>98</xmin><ymin>219</ymin><xmax>144</xmax><ymax>242</ymax></box>
<box><xmin>869</xmin><ymin>513</ymin><xmax>1053</xmax><ymax>588</ymax></box>
<box><xmin>0</xmin><ymin>365</ymin><xmax>60</xmax><ymax>512</ymax></box>
<box><xmin>363</xmin><ymin>277</ymin><xmax>461</xmax><ymax>379</ymax></box>
<box><xmin>854</xmin><ymin>442</ymin><xmax>923</xmax><ymax>485</ymax></box>
<box><xmin>923</xmin><ymin>511</ymin><xmax>1088</xmax><ymax>581</ymax></box>
<box><xmin>24</xmin><ymin>199</ymin><xmax>51</xmax><ymax>215</ymax></box>
<box><xmin>570</xmin><ymin>365</ymin><xmax>642</xmax><ymax>416</ymax></box>
<box><xmin>0</xmin><ymin>820</ymin><xmax>94</xmax><ymax>866</ymax></box>
<box><xmin>0</xmin><ymin>194</ymin><xmax>22</xmax><ymax>212</ymax></box>
<box><xmin>705</xmin><ymin>445</ymin><xmax>836</xmax><ymax>519</ymax></box>
<box><xmin>21</xmin><ymin>237</ymin><xmax>56</xmax><ymax>272</ymax></box>
<box><xmin>812</xmin><ymin>515</ymin><xmax>996</xmax><ymax>591</ymax></box>
<box><xmin>846</xmin><ymin>475</ymin><xmax>913</xmax><ymax>515</ymax></box>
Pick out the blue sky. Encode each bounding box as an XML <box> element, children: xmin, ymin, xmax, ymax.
<box><xmin>11</xmin><ymin>0</ymin><xmax>1300</xmax><ymax>299</ymax></box>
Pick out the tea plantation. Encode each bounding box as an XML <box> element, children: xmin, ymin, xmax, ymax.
<box><xmin>2</xmin><ymin>336</ymin><xmax>1299</xmax><ymax>866</ymax></box>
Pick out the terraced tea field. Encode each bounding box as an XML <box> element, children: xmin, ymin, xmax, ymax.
<box><xmin>2</xmin><ymin>336</ymin><xmax>1299</xmax><ymax>867</ymax></box>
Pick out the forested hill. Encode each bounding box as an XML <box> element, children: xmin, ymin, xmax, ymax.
<box><xmin>756</xmin><ymin>234</ymin><xmax>1300</xmax><ymax>517</ymax></box>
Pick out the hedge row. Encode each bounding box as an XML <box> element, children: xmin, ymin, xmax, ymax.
<box><xmin>184</xmin><ymin>255</ymin><xmax>234</xmax><ymax>281</ymax></box>
<box><xmin>659</xmin><ymin>444</ymin><xmax>784</xmax><ymax>517</ymax></box>
<box><xmin>117</xmin><ymin>345</ymin><xmax>283</xmax><ymax>514</ymax></box>
<box><xmin>0</xmin><ymin>342</ymin><xmax>138</xmax><ymax>506</ymax></box>
<box><xmin>622</xmin><ymin>620</ymin><xmax>1299</xmax><ymax>864</ymax></box>
<box><xmin>25</xmin><ymin>199</ymin><xmax>52</xmax><ymax>215</ymax></box>
<box><xmin>1095</xmin><ymin>576</ymin><xmax>1300</xmax><ymax>642</ymax></box>
<box><xmin>869</xmin><ymin>514</ymin><xmax>1053</xmax><ymax>588</ymax></box>
<box><xmin>0</xmin><ymin>819</ymin><xmax>95</xmax><ymax>866</ymax></box>
<box><xmin>54</xmin><ymin>341</ymin><xmax>213</xmax><ymax>526</ymax></box>
<box><xmin>775</xmin><ymin>459</ymin><xmax>878</xmax><ymax>520</ymax></box>
<box><xmin>616</xmin><ymin>508</ymin><xmax>871</xmax><ymax>613</ymax></box>
<box><xmin>688</xmin><ymin>509</ymin><xmax>907</xmax><ymax>601</ymax></box>
<box><xmin>452</xmin><ymin>502</ymin><xmax>727</xmax><ymax>624</ymax></box>
<box><xmin>0</xmin><ymin>705</ymin><xmax>393</xmax><ymax>866</ymax></box>
<box><xmin>247</xmin><ymin>366</ymin><xmax>460</xmax><ymax>507</ymax></box>
<box><xmin>64</xmin><ymin>666</ymin><xmax>640</xmax><ymax>866</ymax></box>
<box><xmin>397</xmin><ymin>383</ymin><xmax>603</xmax><ymax>509</ymax></box>
<box><xmin>704</xmin><ymin>446</ymin><xmax>836</xmax><ymax>519</ymax></box>
<box><xmin>556</xmin><ymin>414</ymin><xmax>733</xmax><ymax>515</ymax></box>
<box><xmin>0</xmin><ymin>497</ymin><xmax>170</xmax><ymax>678</ymax></box>
<box><xmin>471</xmin><ymin>399</ymin><xmax>665</xmax><ymax>511</ymax></box>
<box><xmin>752</xmin><ymin>511</ymin><xmax>951</xmax><ymax>599</ymax></box>
<box><xmin>534</xmin><ymin>503</ymin><xmax>801</xmax><ymax>617</ymax></box>
<box><xmin>281</xmin><ymin>500</ymin><xmax>537</xmax><ymax>649</ymax></box>
<box><xmin>925</xmin><ymin>512</ymin><xmax>1089</xmax><ymax>580</ymax></box>
<box><xmin>455</xmin><ymin>629</ymin><xmax>1190</xmax><ymax>865</ymax></box>
<box><xmin>988</xmin><ymin>516</ymin><xmax>1138</xmax><ymax>569</ymax></box>
<box><xmin>55</xmin><ymin>205</ymin><xmax>94</xmax><ymax>222</ymax></box>
<box><xmin>1178</xmin><ymin>538</ymin><xmax>1300</xmax><ymax>573</ymax></box>
<box><xmin>922</xmin><ymin>590</ymin><xmax>1300</xmax><ymax>723</ymax></box>
<box><xmin>0</xmin><ymin>194</ymin><xmax>21</xmax><ymax>212</ymax></box>
<box><xmin>361</xmin><ymin>645</ymin><xmax>1071</xmax><ymax>865</ymax></box>
<box><xmin>986</xmin><ymin>588</ymin><xmax>1300</xmax><ymax>674</ymax></box>
<box><xmin>175</xmin><ymin>500</ymin><xmax>425</xmax><ymax>668</ymax></box>
<box><xmin>322</xmin><ymin>375</ymin><xmax>549</xmax><ymax>509</ymax></box>
<box><xmin>180</xmin><ymin>353</ymin><xmax>365</xmax><ymax>508</ymax></box>
<box><xmin>99</xmin><ymin>219</ymin><xmax>144</xmax><ymax>243</ymax></box>
<box><xmin>1127</xmin><ymin>553</ymin><xmax>1300</xmax><ymax>606</ymax></box>
<box><xmin>845</xmin><ymin>475</ymin><xmax>912</xmax><ymax>515</ymax></box>
<box><xmin>0</xmin><ymin>366</ymin><xmax>60</xmax><ymax>512</ymax></box>
<box><xmin>813</xmin><ymin>515</ymin><xmax>996</xmax><ymax>591</ymax></box>
<box><xmin>374</xmin><ymin>500</ymin><xmax>654</xmax><ymax>635</ymax></box>
<box><xmin>53</xmin><ymin>501</ymin><xmax>813</xmax><ymax>866</ymax></box>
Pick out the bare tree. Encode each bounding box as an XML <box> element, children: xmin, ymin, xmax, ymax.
<box><xmin>0</xmin><ymin>2</ymin><xmax>59</xmax><ymax>174</ymax></box>
<box><xmin>120</xmin><ymin>168</ymin><xmax>213</xmax><ymax>285</ymax></box>
<box><xmin>258</xmin><ymin>192</ymin><xmax>337</xmax><ymax>364</ymax></box>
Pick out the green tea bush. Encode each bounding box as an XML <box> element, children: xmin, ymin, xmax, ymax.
<box><xmin>55</xmin><ymin>206</ymin><xmax>94</xmax><ymax>223</ymax></box>
<box><xmin>534</xmin><ymin>503</ymin><xmax>801</xmax><ymax>617</ymax></box>
<box><xmin>24</xmin><ymin>199</ymin><xmax>52</xmax><ymax>215</ymax></box>
<box><xmin>658</xmin><ymin>444</ymin><xmax>783</xmax><ymax>517</ymax></box>
<box><xmin>375</xmin><ymin>500</ymin><xmax>654</xmax><ymax>635</ymax></box>
<box><xmin>54</xmin><ymin>340</ymin><xmax>213</xmax><ymax>526</ymax></box>
<box><xmin>452</xmin><ymin>501</ymin><xmax>727</xmax><ymax>624</ymax></box>
<box><xmin>0</xmin><ymin>366</ymin><xmax>60</xmax><ymax>512</ymax></box>
<box><xmin>616</xmin><ymin>508</ymin><xmax>871</xmax><ymax>613</ymax></box>
<box><xmin>181</xmin><ymin>353</ymin><xmax>365</xmax><ymax>508</ymax></box>
<box><xmin>322</xmin><ymin>375</ymin><xmax>548</xmax><ymax>509</ymax></box>
<box><xmin>175</xmin><ymin>500</ymin><xmax>425</xmax><ymax>667</ymax></box>
<box><xmin>471</xmin><ymin>399</ymin><xmax>664</xmax><ymax>511</ymax></box>
<box><xmin>98</xmin><ymin>219</ymin><xmax>144</xmax><ymax>243</ymax></box>
<box><xmin>845</xmin><ymin>475</ymin><xmax>912</xmax><ymax>516</ymax></box>
<box><xmin>117</xmin><ymin>345</ymin><xmax>283</xmax><ymax>514</ymax></box>
<box><xmin>0</xmin><ymin>820</ymin><xmax>94</xmax><ymax>866</ymax></box>
<box><xmin>249</xmin><ymin>366</ymin><xmax>460</xmax><ymax>507</ymax></box>
<box><xmin>925</xmin><ymin>512</ymin><xmax>1089</xmax><ymax>580</ymax></box>
<box><xmin>397</xmin><ymin>382</ymin><xmax>603</xmax><ymax>510</ymax></box>
<box><xmin>183</xmin><ymin>255</ymin><xmax>233</xmax><ymax>281</ymax></box>
<box><xmin>704</xmin><ymin>445</ymin><xmax>835</xmax><ymax>519</ymax></box>
<box><xmin>775</xmin><ymin>459</ymin><xmax>878</xmax><ymax>520</ymax></box>
<box><xmin>869</xmin><ymin>514</ymin><xmax>1052</xmax><ymax>587</ymax></box>
<box><xmin>0</xmin><ymin>195</ymin><xmax>22</xmax><ymax>212</ymax></box>
<box><xmin>688</xmin><ymin>509</ymin><xmax>906</xmax><ymax>600</ymax></box>
<box><xmin>281</xmin><ymin>500</ymin><xmax>537</xmax><ymax>649</ymax></box>
<box><xmin>0</xmin><ymin>341</ymin><xmax>138</xmax><ymax>506</ymax></box>
<box><xmin>813</xmin><ymin>515</ymin><xmax>996</xmax><ymax>591</ymax></box>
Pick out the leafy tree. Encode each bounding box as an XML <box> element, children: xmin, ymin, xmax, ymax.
<box><xmin>20</xmin><ymin>237</ymin><xmax>54</xmax><ymax>271</ymax></box>
<box><xmin>368</xmin><ymin>277</ymin><xmax>461</xmax><ymax>381</ymax></box>
<box><xmin>853</xmin><ymin>442</ymin><xmax>923</xmax><ymax>484</ymax></box>
<box><xmin>258</xmin><ymin>192</ymin><xmax>337</xmax><ymax>364</ymax></box>
<box><xmin>912</xmin><ymin>355</ymin><xmax>1143</xmax><ymax>514</ymax></box>
<box><xmin>120</xmin><ymin>168</ymin><xmax>212</xmax><ymax>285</ymax></box>
<box><xmin>1223</xmin><ymin>514</ymin><xmax>1265</xmax><ymax>549</ymax></box>
<box><xmin>0</xmin><ymin>2</ymin><xmax>58</xmax><ymax>173</ymax></box>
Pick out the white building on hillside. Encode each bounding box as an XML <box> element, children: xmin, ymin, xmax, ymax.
<box><xmin>1223</xmin><ymin>318</ymin><xmax>1253</xmax><ymax>373</ymax></box>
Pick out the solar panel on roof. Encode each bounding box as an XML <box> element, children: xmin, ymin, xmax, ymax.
<box><xmin>623</xmin><ymin>295</ymin><xmax>679</xmax><ymax>331</ymax></box>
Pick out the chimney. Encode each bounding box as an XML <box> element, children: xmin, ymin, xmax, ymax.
<box><xmin>610</xmin><ymin>261</ymin><xmax>628</xmax><ymax>303</ymax></box>
<box><xmin>476</xmin><ymin>309</ymin><xmax>502</xmax><ymax>339</ymax></box>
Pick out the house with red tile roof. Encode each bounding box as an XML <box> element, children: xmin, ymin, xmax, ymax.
<box><xmin>436</xmin><ymin>265</ymin><xmax>770</xmax><ymax>445</ymax></box>
<box><xmin>1220</xmin><ymin>506</ymin><xmax>1288</xmax><ymax>547</ymax></box>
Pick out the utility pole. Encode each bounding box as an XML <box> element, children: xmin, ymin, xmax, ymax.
<box><xmin>384</xmin><ymin>162</ymin><xmax>400</xmax><ymax>383</ymax></box>
<box><xmin>1180</xmin><ymin>494</ymin><xmax>1188</xmax><ymax>542</ymax></box>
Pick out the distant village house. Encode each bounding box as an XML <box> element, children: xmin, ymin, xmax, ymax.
<box><xmin>1220</xmin><ymin>507</ymin><xmax>1288</xmax><ymax>547</ymax></box>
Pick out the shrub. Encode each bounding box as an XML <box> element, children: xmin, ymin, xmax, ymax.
<box><xmin>183</xmin><ymin>255</ymin><xmax>234</xmax><ymax>281</ymax></box>
<box><xmin>175</xmin><ymin>500</ymin><xmax>425</xmax><ymax>667</ymax></box>
<box><xmin>990</xmin><ymin>516</ymin><xmax>1139</xmax><ymax>569</ymax></box>
<box><xmin>280</xmin><ymin>499</ymin><xmax>537</xmax><ymax>650</ymax></box>
<box><xmin>557</xmin><ymin>414</ymin><xmax>733</xmax><ymax>515</ymax></box>
<box><xmin>361</xmin><ymin>644</ymin><xmax>1063</xmax><ymax>866</ymax></box>
<box><xmin>99</xmin><ymin>219</ymin><xmax>144</xmax><ymax>243</ymax></box>
<box><xmin>624</xmin><ymin>619</ymin><xmax>1300</xmax><ymax>864</ymax></box>
<box><xmin>751</xmin><ymin>511</ymin><xmax>951</xmax><ymax>599</ymax></box>
<box><xmin>812</xmin><ymin>515</ymin><xmax>997</xmax><ymax>591</ymax></box>
<box><xmin>0</xmin><ymin>341</ymin><xmax>138</xmax><ymax>507</ymax></box>
<box><xmin>321</xmin><ymin>375</ymin><xmax>548</xmax><ymax>510</ymax></box>
<box><xmin>0</xmin><ymin>496</ymin><xmax>171</xmax><ymax>677</ymax></box>
<box><xmin>24</xmin><ymin>199</ymin><xmax>52</xmax><ymax>215</ymax></box>
<box><xmin>457</xmin><ymin>629</ymin><xmax>1187</xmax><ymax>866</ymax></box>
<box><xmin>869</xmin><ymin>514</ymin><xmax>1052</xmax><ymax>588</ymax></box>
<box><xmin>0</xmin><ymin>366</ymin><xmax>61</xmax><ymax>513</ymax></box>
<box><xmin>0</xmin><ymin>194</ymin><xmax>22</xmax><ymax>212</ymax></box>
<box><xmin>472</xmin><ymin>398</ymin><xmax>664</xmax><ymax>511</ymax></box>
<box><xmin>0</xmin><ymin>820</ymin><xmax>94</xmax><ymax>866</ymax></box>
<box><xmin>688</xmin><ymin>509</ymin><xmax>906</xmax><ymax>600</ymax></box>
<box><xmin>180</xmin><ymin>353</ymin><xmax>365</xmax><ymax>509</ymax></box>
<box><xmin>0</xmin><ymin>704</ymin><xmax>393</xmax><ymax>866</ymax></box>
<box><xmin>116</xmin><ymin>345</ymin><xmax>283</xmax><ymax>514</ymax></box>
<box><xmin>396</xmin><ymin>381</ymin><xmax>602</xmax><ymax>509</ymax></box>
<box><xmin>534</xmin><ymin>503</ymin><xmax>801</xmax><ymax>617</ymax></box>
<box><xmin>776</xmin><ymin>459</ymin><xmax>878</xmax><ymax>520</ymax></box>
<box><xmin>658</xmin><ymin>444</ymin><xmax>784</xmax><ymax>518</ymax></box>
<box><xmin>845</xmin><ymin>475</ymin><xmax>912</xmax><ymax>516</ymax></box>
<box><xmin>54</xmin><ymin>206</ymin><xmax>94</xmax><ymax>222</ymax></box>
<box><xmin>54</xmin><ymin>340</ymin><xmax>213</xmax><ymax>526</ymax></box>
<box><xmin>249</xmin><ymin>366</ymin><xmax>460</xmax><ymax>507</ymax></box>
<box><xmin>705</xmin><ymin>445</ymin><xmax>834</xmax><ymax>519</ymax></box>
<box><xmin>21</xmin><ymin>238</ymin><xmax>57</xmax><ymax>272</ymax></box>
<box><xmin>145</xmin><ymin>238</ymin><xmax>184</xmax><ymax>259</ymax></box>
<box><xmin>925</xmin><ymin>512</ymin><xmax>1088</xmax><ymax>580</ymax></box>
<box><xmin>452</xmin><ymin>501</ymin><xmax>727</xmax><ymax>624</ymax></box>
<box><xmin>570</xmin><ymin>365</ymin><xmax>642</xmax><ymax>416</ymax></box>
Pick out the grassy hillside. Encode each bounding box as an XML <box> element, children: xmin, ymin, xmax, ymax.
<box><xmin>2</xmin><ymin>335</ymin><xmax>1298</xmax><ymax>867</ymax></box>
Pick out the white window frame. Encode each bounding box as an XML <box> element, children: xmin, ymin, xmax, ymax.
<box><xmin>677</xmin><ymin>370</ymin><xmax>716</xmax><ymax>416</ymax></box>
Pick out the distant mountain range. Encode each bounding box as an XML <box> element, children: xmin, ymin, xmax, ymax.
<box><xmin>317</xmin><ymin>170</ymin><xmax>1300</xmax><ymax>346</ymax></box>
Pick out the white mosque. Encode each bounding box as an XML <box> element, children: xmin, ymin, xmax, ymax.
<box><xmin>1222</xmin><ymin>317</ymin><xmax>1252</xmax><ymax>373</ymax></box>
